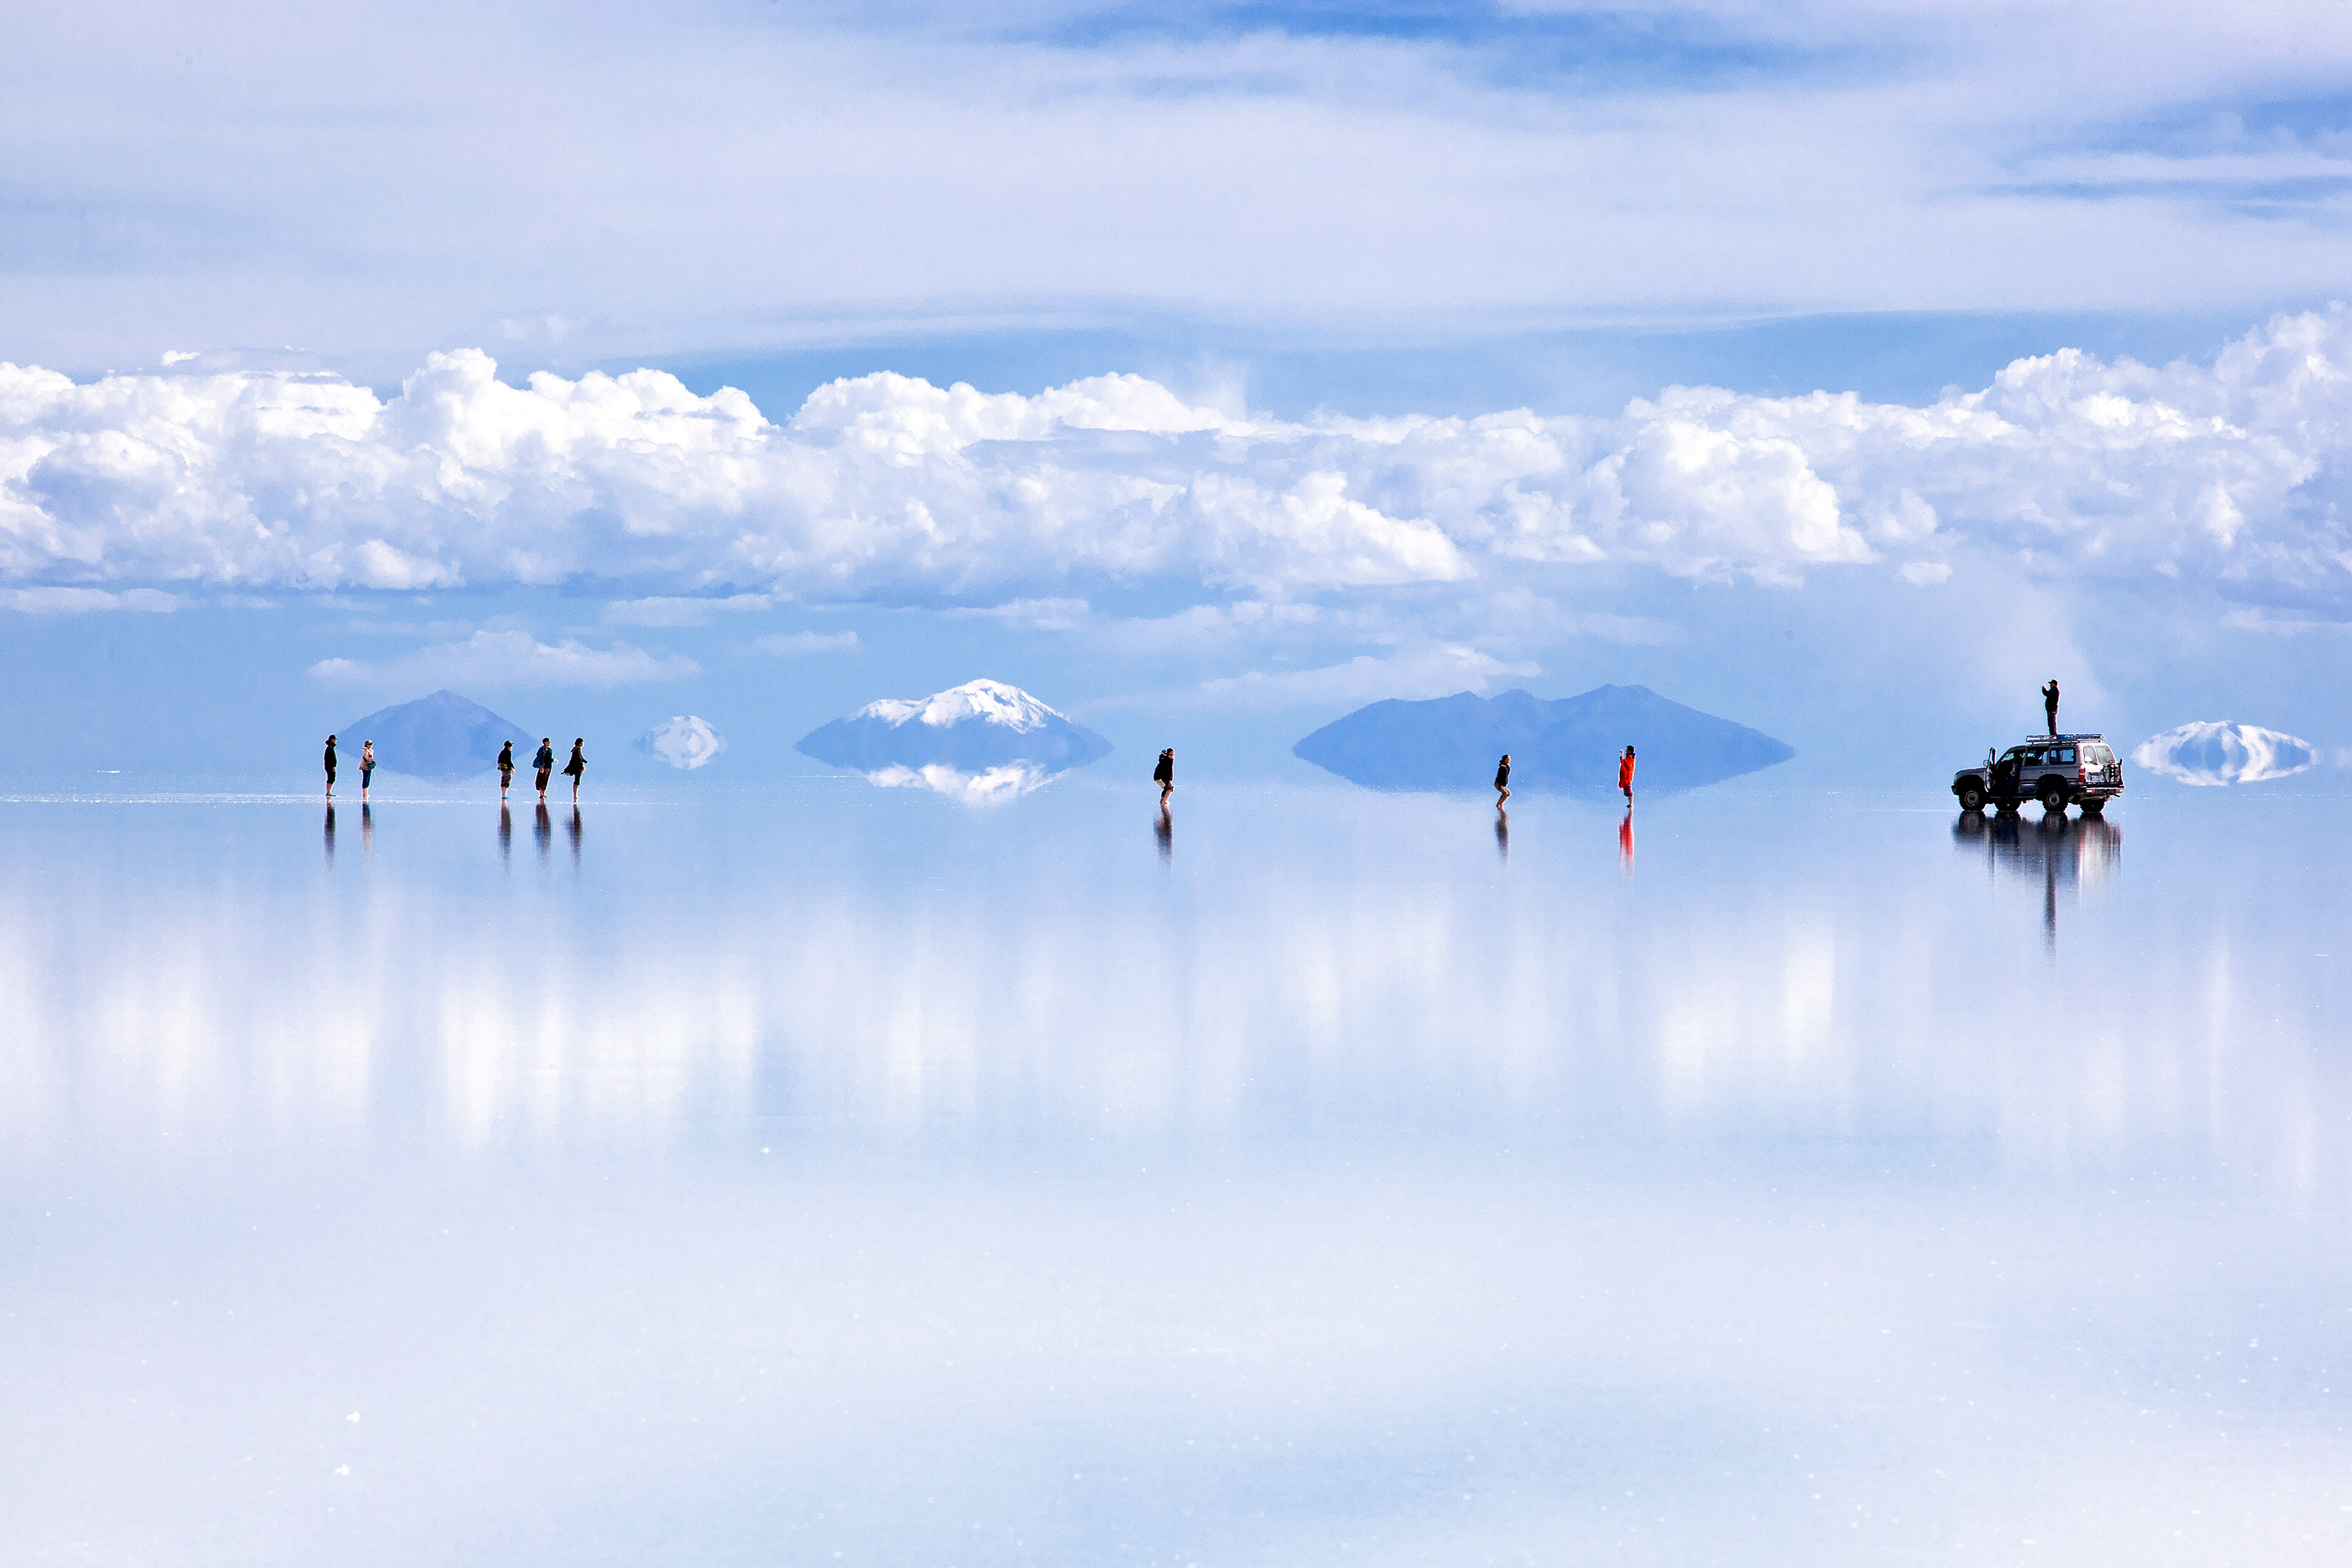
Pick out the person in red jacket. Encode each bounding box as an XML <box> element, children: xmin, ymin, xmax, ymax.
<box><xmin>1617</xmin><ymin>745</ymin><xmax>1636</xmax><ymax>804</ymax></box>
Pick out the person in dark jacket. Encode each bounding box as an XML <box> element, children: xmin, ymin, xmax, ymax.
<box><xmin>1154</xmin><ymin>748</ymin><xmax>1174</xmax><ymax>806</ymax></box>
<box><xmin>324</xmin><ymin>735</ymin><xmax>338</xmax><ymax>798</ymax></box>
<box><xmin>498</xmin><ymin>740</ymin><xmax>515</xmax><ymax>801</ymax></box>
<box><xmin>563</xmin><ymin>739</ymin><xmax>586</xmax><ymax>802</ymax></box>
<box><xmin>1494</xmin><ymin>753</ymin><xmax>1511</xmax><ymax>806</ymax></box>
<box><xmin>2042</xmin><ymin>679</ymin><xmax>2060</xmax><ymax>737</ymax></box>
<box><xmin>533</xmin><ymin>739</ymin><xmax>555</xmax><ymax>800</ymax></box>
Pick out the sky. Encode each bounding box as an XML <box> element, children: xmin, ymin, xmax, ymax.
<box><xmin>3</xmin><ymin>0</ymin><xmax>2350</xmax><ymax>786</ymax></box>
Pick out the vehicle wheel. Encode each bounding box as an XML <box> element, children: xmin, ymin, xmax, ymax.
<box><xmin>1957</xmin><ymin>783</ymin><xmax>1986</xmax><ymax>811</ymax></box>
<box><xmin>2038</xmin><ymin>781</ymin><xmax>2067</xmax><ymax>815</ymax></box>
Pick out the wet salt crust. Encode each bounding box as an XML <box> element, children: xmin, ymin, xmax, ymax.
<box><xmin>2</xmin><ymin>780</ymin><xmax>2348</xmax><ymax>1566</ymax></box>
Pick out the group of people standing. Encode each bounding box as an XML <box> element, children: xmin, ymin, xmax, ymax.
<box><xmin>323</xmin><ymin>735</ymin><xmax>588</xmax><ymax>800</ymax></box>
<box><xmin>495</xmin><ymin>738</ymin><xmax>588</xmax><ymax>803</ymax></box>
<box><xmin>1491</xmin><ymin>746</ymin><xmax>1638</xmax><ymax>808</ymax></box>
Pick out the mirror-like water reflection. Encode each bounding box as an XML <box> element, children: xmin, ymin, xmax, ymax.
<box><xmin>3</xmin><ymin>783</ymin><xmax>2348</xmax><ymax>1565</ymax></box>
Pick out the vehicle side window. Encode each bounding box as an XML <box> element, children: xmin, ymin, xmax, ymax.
<box><xmin>2018</xmin><ymin>749</ymin><xmax>2043</xmax><ymax>766</ymax></box>
<box><xmin>2057</xmin><ymin>748</ymin><xmax>2076</xmax><ymax>764</ymax></box>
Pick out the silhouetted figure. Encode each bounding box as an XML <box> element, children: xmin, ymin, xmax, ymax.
<box><xmin>1494</xmin><ymin>808</ymin><xmax>1508</xmax><ymax>865</ymax></box>
<box><xmin>2042</xmin><ymin>679</ymin><xmax>2060</xmax><ymax>737</ymax></box>
<box><xmin>498</xmin><ymin>741</ymin><xmax>515</xmax><ymax>801</ymax></box>
<box><xmin>1154</xmin><ymin>804</ymin><xmax>1172</xmax><ymax>867</ymax></box>
<box><xmin>1994</xmin><ymin>749</ymin><xmax>2020</xmax><ymax>807</ymax></box>
<box><xmin>499</xmin><ymin>804</ymin><xmax>512</xmax><ymax>866</ymax></box>
<box><xmin>359</xmin><ymin>739</ymin><xmax>375</xmax><ymax>800</ymax></box>
<box><xmin>534</xmin><ymin>803</ymin><xmax>551</xmax><ymax>864</ymax></box>
<box><xmin>361</xmin><ymin>802</ymin><xmax>372</xmax><ymax>860</ymax></box>
<box><xmin>1618</xmin><ymin>745</ymin><xmax>1636</xmax><ymax>805</ymax></box>
<box><xmin>1494</xmin><ymin>753</ymin><xmax>1511</xmax><ymax>806</ymax></box>
<box><xmin>533</xmin><ymin>739</ymin><xmax>555</xmax><ymax>801</ymax></box>
<box><xmin>567</xmin><ymin>806</ymin><xmax>583</xmax><ymax>866</ymax></box>
<box><xmin>323</xmin><ymin>734</ymin><xmax>338</xmax><ymax>798</ymax></box>
<box><xmin>1154</xmin><ymin>748</ymin><xmax>1174</xmax><ymax>806</ymax></box>
<box><xmin>323</xmin><ymin>804</ymin><xmax>336</xmax><ymax>863</ymax></box>
<box><xmin>564</xmin><ymin>739</ymin><xmax>586</xmax><ymax>802</ymax></box>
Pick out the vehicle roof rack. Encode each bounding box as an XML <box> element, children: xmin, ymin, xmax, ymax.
<box><xmin>2013</xmin><ymin>733</ymin><xmax>2105</xmax><ymax>743</ymax></box>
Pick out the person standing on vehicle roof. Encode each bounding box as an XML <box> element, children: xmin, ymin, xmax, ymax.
<box><xmin>2042</xmin><ymin>679</ymin><xmax>2060</xmax><ymax>737</ymax></box>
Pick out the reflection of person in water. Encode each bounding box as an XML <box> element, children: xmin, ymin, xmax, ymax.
<box><xmin>1618</xmin><ymin>808</ymin><xmax>1633</xmax><ymax>872</ymax></box>
<box><xmin>1154</xmin><ymin>804</ymin><xmax>1172</xmax><ymax>866</ymax></box>
<box><xmin>1494</xmin><ymin>753</ymin><xmax>1511</xmax><ymax>806</ymax></box>
<box><xmin>568</xmin><ymin>807</ymin><xmax>583</xmax><ymax>865</ymax></box>
<box><xmin>534</xmin><ymin>802</ymin><xmax>551</xmax><ymax>864</ymax></box>
<box><xmin>498</xmin><ymin>741</ymin><xmax>515</xmax><ymax>801</ymax></box>
<box><xmin>1154</xmin><ymin>748</ymin><xmax>1174</xmax><ymax>806</ymax></box>
<box><xmin>1494</xmin><ymin>808</ymin><xmax>1508</xmax><ymax>864</ymax></box>
<box><xmin>323</xmin><ymin>803</ymin><xmax>336</xmax><ymax>861</ymax></box>
<box><xmin>2042</xmin><ymin>679</ymin><xmax>2060</xmax><ymax>736</ymax></box>
<box><xmin>1617</xmin><ymin>746</ymin><xmax>1636</xmax><ymax>805</ymax></box>
<box><xmin>499</xmin><ymin>804</ymin><xmax>512</xmax><ymax>865</ymax></box>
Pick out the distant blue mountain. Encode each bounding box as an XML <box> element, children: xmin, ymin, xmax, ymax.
<box><xmin>798</xmin><ymin>680</ymin><xmax>1112</xmax><ymax>774</ymax></box>
<box><xmin>1293</xmin><ymin>685</ymin><xmax>1794</xmax><ymax>793</ymax></box>
<box><xmin>338</xmin><ymin>690</ymin><xmax>534</xmax><ymax>779</ymax></box>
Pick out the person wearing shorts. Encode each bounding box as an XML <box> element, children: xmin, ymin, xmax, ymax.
<box><xmin>498</xmin><ymin>741</ymin><xmax>516</xmax><ymax>801</ymax></box>
<box><xmin>533</xmin><ymin>739</ymin><xmax>554</xmax><ymax>800</ymax></box>
<box><xmin>359</xmin><ymin>740</ymin><xmax>375</xmax><ymax>800</ymax></box>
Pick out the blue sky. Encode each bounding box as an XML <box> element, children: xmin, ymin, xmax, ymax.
<box><xmin>2</xmin><ymin>0</ymin><xmax>2350</xmax><ymax>785</ymax></box>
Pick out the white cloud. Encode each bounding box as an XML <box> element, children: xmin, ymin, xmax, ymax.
<box><xmin>941</xmin><ymin>598</ymin><xmax>1091</xmax><ymax>630</ymax></box>
<box><xmin>2132</xmin><ymin>722</ymin><xmax>2318</xmax><ymax>786</ymax></box>
<box><xmin>604</xmin><ymin>594</ymin><xmax>774</xmax><ymax>627</ymax></box>
<box><xmin>1102</xmin><ymin>643</ymin><xmax>1543</xmax><ymax>715</ymax></box>
<box><xmin>9</xmin><ymin>309</ymin><xmax>2352</xmax><ymax>613</ymax></box>
<box><xmin>0</xmin><ymin>586</ymin><xmax>178</xmax><ymax>613</ymax></box>
<box><xmin>309</xmin><ymin>630</ymin><xmax>698</xmax><ymax>689</ymax></box>
<box><xmin>752</xmin><ymin>630</ymin><xmax>859</xmax><ymax>656</ymax></box>
<box><xmin>638</xmin><ymin>715</ymin><xmax>726</xmax><ymax>770</ymax></box>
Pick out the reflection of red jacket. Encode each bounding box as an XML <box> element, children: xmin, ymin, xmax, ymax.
<box><xmin>1617</xmin><ymin>754</ymin><xmax>1635</xmax><ymax>789</ymax></box>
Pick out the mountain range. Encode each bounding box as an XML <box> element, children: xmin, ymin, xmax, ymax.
<box><xmin>798</xmin><ymin>680</ymin><xmax>1112</xmax><ymax>777</ymax></box>
<box><xmin>336</xmin><ymin>690</ymin><xmax>535</xmax><ymax>779</ymax></box>
<box><xmin>1293</xmin><ymin>685</ymin><xmax>1793</xmax><ymax>793</ymax></box>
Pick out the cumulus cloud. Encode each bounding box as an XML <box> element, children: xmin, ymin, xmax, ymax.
<box><xmin>638</xmin><ymin>715</ymin><xmax>726</xmax><ymax>770</ymax></box>
<box><xmin>752</xmin><ymin>630</ymin><xmax>858</xmax><ymax>656</ymax></box>
<box><xmin>0</xmin><ymin>586</ymin><xmax>178</xmax><ymax>613</ymax></box>
<box><xmin>310</xmin><ymin>630</ymin><xmax>698</xmax><ymax>688</ymax></box>
<box><xmin>9</xmin><ymin>310</ymin><xmax>2352</xmax><ymax>609</ymax></box>
<box><xmin>2132</xmin><ymin>721</ymin><xmax>2318</xmax><ymax>786</ymax></box>
<box><xmin>1098</xmin><ymin>642</ymin><xmax>1543</xmax><ymax>715</ymax></box>
<box><xmin>604</xmin><ymin>594</ymin><xmax>773</xmax><ymax>627</ymax></box>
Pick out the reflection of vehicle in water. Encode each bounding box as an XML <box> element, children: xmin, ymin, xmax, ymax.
<box><xmin>1955</xmin><ymin>810</ymin><xmax>2120</xmax><ymax>944</ymax></box>
<box><xmin>1951</xmin><ymin>734</ymin><xmax>2125</xmax><ymax>815</ymax></box>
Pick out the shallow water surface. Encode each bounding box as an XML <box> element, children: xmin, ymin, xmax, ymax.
<box><xmin>3</xmin><ymin>781</ymin><xmax>2348</xmax><ymax>1564</ymax></box>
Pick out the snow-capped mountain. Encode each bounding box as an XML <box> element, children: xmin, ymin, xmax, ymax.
<box><xmin>797</xmin><ymin>679</ymin><xmax>1112</xmax><ymax>779</ymax></box>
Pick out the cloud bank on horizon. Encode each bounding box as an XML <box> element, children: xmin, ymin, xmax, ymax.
<box><xmin>4</xmin><ymin>308</ymin><xmax>2351</xmax><ymax>618</ymax></box>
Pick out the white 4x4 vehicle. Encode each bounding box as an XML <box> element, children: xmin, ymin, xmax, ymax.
<box><xmin>1951</xmin><ymin>734</ymin><xmax>2124</xmax><ymax>815</ymax></box>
